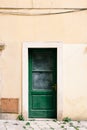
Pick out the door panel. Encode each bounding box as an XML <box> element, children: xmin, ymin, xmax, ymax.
<box><xmin>32</xmin><ymin>95</ymin><xmax>53</xmax><ymax>109</ymax></box>
<box><xmin>28</xmin><ymin>48</ymin><xmax>57</xmax><ymax>118</ymax></box>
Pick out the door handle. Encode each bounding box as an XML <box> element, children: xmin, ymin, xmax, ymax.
<box><xmin>52</xmin><ymin>84</ymin><xmax>57</xmax><ymax>91</ymax></box>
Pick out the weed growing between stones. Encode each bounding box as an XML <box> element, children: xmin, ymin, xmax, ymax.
<box><xmin>23</xmin><ymin>126</ymin><xmax>26</xmax><ymax>129</ymax></box>
<box><xmin>53</xmin><ymin>119</ymin><xmax>57</xmax><ymax>122</ymax></box>
<box><xmin>50</xmin><ymin>127</ymin><xmax>55</xmax><ymax>130</ymax></box>
<box><xmin>17</xmin><ymin>113</ymin><xmax>25</xmax><ymax>121</ymax></box>
<box><xmin>25</xmin><ymin>122</ymin><xmax>30</xmax><ymax>126</ymax></box>
<box><xmin>63</xmin><ymin>117</ymin><xmax>72</xmax><ymax>122</ymax></box>
<box><xmin>61</xmin><ymin>125</ymin><xmax>65</xmax><ymax>128</ymax></box>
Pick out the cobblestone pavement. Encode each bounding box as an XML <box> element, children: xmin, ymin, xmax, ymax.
<box><xmin>0</xmin><ymin>120</ymin><xmax>87</xmax><ymax>130</ymax></box>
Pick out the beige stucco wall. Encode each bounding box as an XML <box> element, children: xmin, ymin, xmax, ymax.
<box><xmin>63</xmin><ymin>44</ymin><xmax>87</xmax><ymax>120</ymax></box>
<box><xmin>0</xmin><ymin>0</ymin><xmax>87</xmax><ymax>8</ymax></box>
<box><xmin>0</xmin><ymin>0</ymin><xmax>87</xmax><ymax>120</ymax></box>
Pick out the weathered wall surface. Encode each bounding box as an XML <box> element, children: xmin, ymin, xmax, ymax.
<box><xmin>0</xmin><ymin>0</ymin><xmax>87</xmax><ymax>119</ymax></box>
<box><xmin>63</xmin><ymin>44</ymin><xmax>87</xmax><ymax>120</ymax></box>
<box><xmin>0</xmin><ymin>0</ymin><xmax>87</xmax><ymax>8</ymax></box>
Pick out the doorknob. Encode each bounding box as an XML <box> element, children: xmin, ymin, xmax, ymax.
<box><xmin>52</xmin><ymin>84</ymin><xmax>57</xmax><ymax>91</ymax></box>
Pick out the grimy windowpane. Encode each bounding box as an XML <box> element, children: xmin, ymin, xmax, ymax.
<box><xmin>32</xmin><ymin>51</ymin><xmax>54</xmax><ymax>70</ymax></box>
<box><xmin>32</xmin><ymin>72</ymin><xmax>53</xmax><ymax>89</ymax></box>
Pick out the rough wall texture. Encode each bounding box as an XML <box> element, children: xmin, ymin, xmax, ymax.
<box><xmin>63</xmin><ymin>44</ymin><xmax>87</xmax><ymax>120</ymax></box>
<box><xmin>1</xmin><ymin>98</ymin><xmax>19</xmax><ymax>113</ymax></box>
<box><xmin>0</xmin><ymin>0</ymin><xmax>86</xmax><ymax>8</ymax></box>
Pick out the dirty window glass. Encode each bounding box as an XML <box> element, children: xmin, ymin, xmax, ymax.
<box><xmin>32</xmin><ymin>72</ymin><xmax>53</xmax><ymax>89</ymax></box>
<box><xmin>32</xmin><ymin>52</ymin><xmax>54</xmax><ymax>71</ymax></box>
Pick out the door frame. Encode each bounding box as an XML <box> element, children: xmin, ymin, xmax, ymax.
<box><xmin>22</xmin><ymin>42</ymin><xmax>63</xmax><ymax>120</ymax></box>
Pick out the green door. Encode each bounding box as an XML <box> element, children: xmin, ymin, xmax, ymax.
<box><xmin>28</xmin><ymin>48</ymin><xmax>57</xmax><ymax>118</ymax></box>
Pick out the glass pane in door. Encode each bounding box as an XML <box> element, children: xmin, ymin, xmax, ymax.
<box><xmin>32</xmin><ymin>51</ymin><xmax>54</xmax><ymax>70</ymax></box>
<box><xmin>32</xmin><ymin>72</ymin><xmax>53</xmax><ymax>89</ymax></box>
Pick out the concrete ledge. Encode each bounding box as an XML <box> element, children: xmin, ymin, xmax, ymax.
<box><xmin>0</xmin><ymin>113</ymin><xmax>18</xmax><ymax>120</ymax></box>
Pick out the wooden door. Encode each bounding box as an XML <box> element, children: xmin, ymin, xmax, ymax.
<box><xmin>28</xmin><ymin>48</ymin><xmax>57</xmax><ymax>118</ymax></box>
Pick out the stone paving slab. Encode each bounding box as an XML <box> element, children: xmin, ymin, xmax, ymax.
<box><xmin>0</xmin><ymin>120</ymin><xmax>87</xmax><ymax>130</ymax></box>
